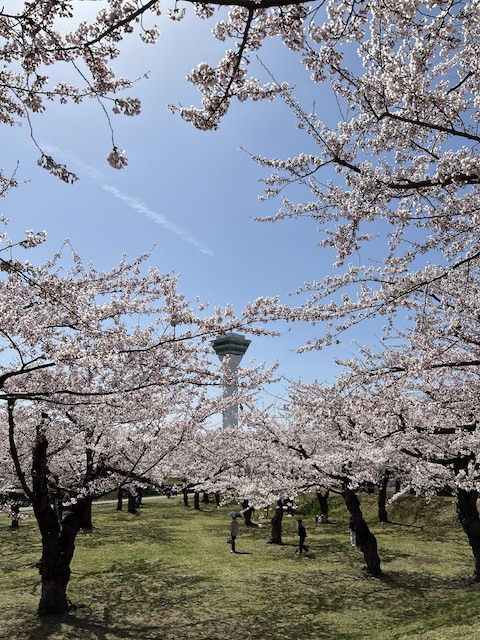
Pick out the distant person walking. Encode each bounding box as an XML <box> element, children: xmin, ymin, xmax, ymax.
<box><xmin>296</xmin><ymin>518</ymin><xmax>309</xmax><ymax>555</ymax></box>
<box><xmin>230</xmin><ymin>513</ymin><xmax>239</xmax><ymax>553</ymax></box>
<box><xmin>349</xmin><ymin>515</ymin><xmax>356</xmax><ymax>547</ymax></box>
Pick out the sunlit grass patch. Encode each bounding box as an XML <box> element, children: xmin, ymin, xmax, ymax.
<box><xmin>1</xmin><ymin>494</ymin><xmax>480</xmax><ymax>640</ymax></box>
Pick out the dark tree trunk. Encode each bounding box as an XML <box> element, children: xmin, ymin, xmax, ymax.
<box><xmin>202</xmin><ymin>491</ymin><xmax>210</xmax><ymax>503</ymax></box>
<box><xmin>127</xmin><ymin>492</ymin><xmax>137</xmax><ymax>514</ymax></box>
<box><xmin>394</xmin><ymin>479</ymin><xmax>401</xmax><ymax>494</ymax></box>
<box><xmin>36</xmin><ymin>501</ymin><xmax>90</xmax><ymax>616</ymax></box>
<box><xmin>269</xmin><ymin>501</ymin><xmax>284</xmax><ymax>544</ymax></box>
<box><xmin>194</xmin><ymin>492</ymin><xmax>200</xmax><ymax>510</ymax></box>
<box><xmin>215</xmin><ymin>492</ymin><xmax>221</xmax><ymax>507</ymax></box>
<box><xmin>343</xmin><ymin>488</ymin><xmax>382</xmax><ymax>576</ymax></box>
<box><xmin>316</xmin><ymin>490</ymin><xmax>330</xmax><ymax>521</ymax></box>
<box><xmin>242</xmin><ymin>500</ymin><xmax>256</xmax><ymax>527</ymax></box>
<box><xmin>31</xmin><ymin>429</ymin><xmax>91</xmax><ymax>616</ymax></box>
<box><xmin>456</xmin><ymin>489</ymin><xmax>480</xmax><ymax>580</ymax></box>
<box><xmin>116</xmin><ymin>488</ymin><xmax>123</xmax><ymax>511</ymax></box>
<box><xmin>378</xmin><ymin>472</ymin><xmax>390</xmax><ymax>523</ymax></box>
<box><xmin>183</xmin><ymin>487</ymin><xmax>189</xmax><ymax>507</ymax></box>
<box><xmin>82</xmin><ymin>500</ymin><xmax>93</xmax><ymax>530</ymax></box>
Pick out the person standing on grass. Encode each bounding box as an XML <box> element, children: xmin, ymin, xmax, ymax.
<box><xmin>349</xmin><ymin>515</ymin><xmax>356</xmax><ymax>547</ymax></box>
<box><xmin>230</xmin><ymin>514</ymin><xmax>239</xmax><ymax>553</ymax></box>
<box><xmin>296</xmin><ymin>519</ymin><xmax>310</xmax><ymax>555</ymax></box>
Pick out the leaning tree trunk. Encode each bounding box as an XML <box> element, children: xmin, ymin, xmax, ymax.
<box><xmin>456</xmin><ymin>489</ymin><xmax>480</xmax><ymax>580</ymax></box>
<box><xmin>31</xmin><ymin>431</ymin><xmax>91</xmax><ymax>616</ymax></box>
<box><xmin>378</xmin><ymin>472</ymin><xmax>390</xmax><ymax>523</ymax></box>
<box><xmin>269</xmin><ymin>501</ymin><xmax>285</xmax><ymax>544</ymax></box>
<box><xmin>343</xmin><ymin>488</ymin><xmax>382</xmax><ymax>576</ymax></box>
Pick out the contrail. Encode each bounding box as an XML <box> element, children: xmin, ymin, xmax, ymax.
<box><xmin>102</xmin><ymin>184</ymin><xmax>214</xmax><ymax>256</ymax></box>
<box><xmin>41</xmin><ymin>143</ymin><xmax>214</xmax><ymax>257</ymax></box>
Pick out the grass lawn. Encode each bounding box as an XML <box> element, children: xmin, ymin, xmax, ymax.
<box><xmin>1</xmin><ymin>494</ymin><xmax>480</xmax><ymax>639</ymax></box>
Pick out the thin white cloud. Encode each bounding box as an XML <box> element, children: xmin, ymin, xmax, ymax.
<box><xmin>102</xmin><ymin>184</ymin><xmax>214</xmax><ymax>256</ymax></box>
<box><xmin>41</xmin><ymin>143</ymin><xmax>214</xmax><ymax>256</ymax></box>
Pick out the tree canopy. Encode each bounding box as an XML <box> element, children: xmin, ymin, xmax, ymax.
<box><xmin>2</xmin><ymin>0</ymin><xmax>480</xmax><ymax>606</ymax></box>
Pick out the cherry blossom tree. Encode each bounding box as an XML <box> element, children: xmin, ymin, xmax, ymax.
<box><xmin>273</xmin><ymin>316</ymin><xmax>480</xmax><ymax>579</ymax></box>
<box><xmin>241</xmin><ymin>382</ymin><xmax>390</xmax><ymax>574</ymax></box>
<box><xmin>340</xmin><ymin>331</ymin><xmax>480</xmax><ymax>577</ymax></box>
<box><xmin>3</xmin><ymin>1</ymin><xmax>478</xmax><ymax>351</ymax></box>
<box><xmin>0</xmin><ymin>237</ymin><xmax>273</xmax><ymax>616</ymax></box>
<box><xmin>3</xmin><ymin>0</ymin><xmax>480</xmax><ymax>588</ymax></box>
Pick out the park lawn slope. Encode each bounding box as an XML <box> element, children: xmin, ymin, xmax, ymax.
<box><xmin>0</xmin><ymin>494</ymin><xmax>480</xmax><ymax>639</ymax></box>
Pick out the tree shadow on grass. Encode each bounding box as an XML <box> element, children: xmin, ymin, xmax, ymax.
<box><xmin>22</xmin><ymin>612</ymin><xmax>112</xmax><ymax>640</ymax></box>
<box><xmin>379</xmin><ymin>569</ymin><xmax>477</xmax><ymax>592</ymax></box>
<box><xmin>17</xmin><ymin>609</ymin><xmax>170</xmax><ymax>640</ymax></box>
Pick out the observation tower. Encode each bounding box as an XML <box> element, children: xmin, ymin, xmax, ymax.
<box><xmin>212</xmin><ymin>333</ymin><xmax>251</xmax><ymax>428</ymax></box>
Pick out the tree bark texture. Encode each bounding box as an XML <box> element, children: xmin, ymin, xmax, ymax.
<box><xmin>344</xmin><ymin>488</ymin><xmax>382</xmax><ymax>576</ymax></box>
<box><xmin>32</xmin><ymin>431</ymin><xmax>91</xmax><ymax>616</ymax></box>
<box><xmin>456</xmin><ymin>489</ymin><xmax>480</xmax><ymax>580</ymax></box>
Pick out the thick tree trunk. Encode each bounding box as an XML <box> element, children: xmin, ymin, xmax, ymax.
<box><xmin>116</xmin><ymin>488</ymin><xmax>123</xmax><ymax>511</ymax></box>
<box><xmin>183</xmin><ymin>487</ymin><xmax>189</xmax><ymax>507</ymax></box>
<box><xmin>316</xmin><ymin>490</ymin><xmax>330</xmax><ymax>521</ymax></box>
<box><xmin>343</xmin><ymin>488</ymin><xmax>382</xmax><ymax>576</ymax></box>
<box><xmin>202</xmin><ymin>491</ymin><xmax>210</xmax><ymax>503</ymax></box>
<box><xmin>269</xmin><ymin>501</ymin><xmax>284</xmax><ymax>544</ymax></box>
<box><xmin>82</xmin><ymin>500</ymin><xmax>93</xmax><ymax>530</ymax></box>
<box><xmin>378</xmin><ymin>472</ymin><xmax>390</xmax><ymax>523</ymax></box>
<box><xmin>194</xmin><ymin>492</ymin><xmax>200</xmax><ymax>510</ymax></box>
<box><xmin>127</xmin><ymin>492</ymin><xmax>137</xmax><ymax>514</ymax></box>
<box><xmin>32</xmin><ymin>431</ymin><xmax>91</xmax><ymax>615</ymax></box>
<box><xmin>242</xmin><ymin>500</ymin><xmax>256</xmax><ymax>527</ymax></box>
<box><xmin>456</xmin><ymin>489</ymin><xmax>480</xmax><ymax>580</ymax></box>
<box><xmin>36</xmin><ymin>506</ymin><xmax>82</xmax><ymax>616</ymax></box>
<box><xmin>215</xmin><ymin>492</ymin><xmax>221</xmax><ymax>507</ymax></box>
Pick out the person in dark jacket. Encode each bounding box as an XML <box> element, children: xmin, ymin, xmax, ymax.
<box><xmin>349</xmin><ymin>515</ymin><xmax>356</xmax><ymax>547</ymax></box>
<box><xmin>230</xmin><ymin>514</ymin><xmax>239</xmax><ymax>553</ymax></box>
<box><xmin>296</xmin><ymin>518</ymin><xmax>310</xmax><ymax>555</ymax></box>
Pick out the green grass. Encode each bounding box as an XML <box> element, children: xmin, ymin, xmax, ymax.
<box><xmin>1</xmin><ymin>494</ymin><xmax>480</xmax><ymax>639</ymax></box>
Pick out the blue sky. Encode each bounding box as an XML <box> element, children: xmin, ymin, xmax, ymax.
<box><xmin>2</xmin><ymin>6</ymin><xmax>382</xmax><ymax>393</ymax></box>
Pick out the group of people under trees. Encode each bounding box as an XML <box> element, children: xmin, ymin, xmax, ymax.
<box><xmin>229</xmin><ymin>511</ymin><xmax>310</xmax><ymax>555</ymax></box>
